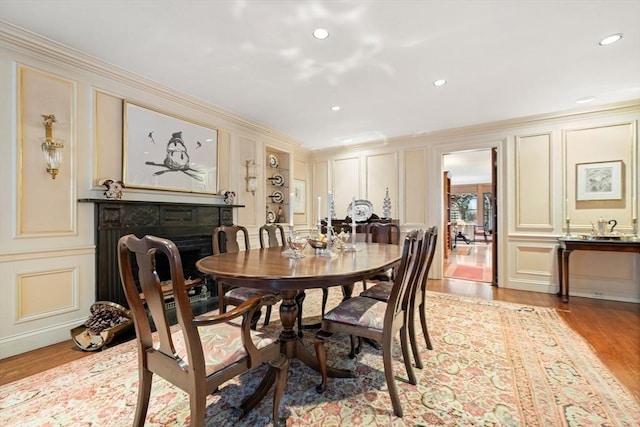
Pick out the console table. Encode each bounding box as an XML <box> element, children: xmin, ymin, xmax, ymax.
<box><xmin>557</xmin><ymin>237</ymin><xmax>640</xmax><ymax>303</ymax></box>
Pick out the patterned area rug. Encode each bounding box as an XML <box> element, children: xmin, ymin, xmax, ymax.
<box><xmin>1</xmin><ymin>289</ymin><xmax>638</xmax><ymax>426</ymax></box>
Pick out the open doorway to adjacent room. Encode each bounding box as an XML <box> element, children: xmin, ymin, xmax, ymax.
<box><xmin>443</xmin><ymin>149</ymin><xmax>497</xmax><ymax>285</ymax></box>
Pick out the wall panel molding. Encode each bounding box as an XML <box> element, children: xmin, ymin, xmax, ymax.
<box><xmin>17</xmin><ymin>65</ymin><xmax>76</xmax><ymax>237</ymax></box>
<box><xmin>514</xmin><ymin>245</ymin><xmax>554</xmax><ymax>277</ymax></box>
<box><xmin>403</xmin><ymin>148</ymin><xmax>426</xmax><ymax>225</ymax></box>
<box><xmin>515</xmin><ymin>132</ymin><xmax>553</xmax><ymax>230</ymax></box>
<box><xmin>366</xmin><ymin>152</ymin><xmax>397</xmax><ymax>218</ymax></box>
<box><xmin>17</xmin><ymin>267</ymin><xmax>78</xmax><ymax>322</ymax></box>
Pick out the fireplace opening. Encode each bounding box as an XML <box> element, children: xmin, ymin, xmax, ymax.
<box><xmin>126</xmin><ymin>234</ymin><xmax>218</xmax><ymax>313</ymax></box>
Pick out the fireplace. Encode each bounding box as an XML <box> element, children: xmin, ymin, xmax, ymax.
<box><xmin>80</xmin><ymin>199</ymin><xmax>239</xmax><ymax>307</ymax></box>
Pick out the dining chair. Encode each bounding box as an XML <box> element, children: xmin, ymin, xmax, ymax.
<box><xmin>117</xmin><ymin>234</ymin><xmax>287</xmax><ymax>427</ymax></box>
<box><xmin>297</xmin><ymin>222</ymin><xmax>357</xmax><ymax>337</ymax></box>
<box><xmin>213</xmin><ymin>225</ymin><xmax>275</xmax><ymax>327</ymax></box>
<box><xmin>258</xmin><ymin>223</ymin><xmax>286</xmax><ymax>248</ymax></box>
<box><xmin>314</xmin><ymin>229</ymin><xmax>426</xmax><ymax>417</ymax></box>
<box><xmin>360</xmin><ymin>226</ymin><xmax>438</xmax><ymax>369</ymax></box>
<box><xmin>363</xmin><ymin>222</ymin><xmax>401</xmax><ymax>287</ymax></box>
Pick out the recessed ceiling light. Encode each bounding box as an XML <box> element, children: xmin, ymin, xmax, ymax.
<box><xmin>330</xmin><ymin>105</ymin><xmax>341</xmax><ymax>111</ymax></box>
<box><xmin>433</xmin><ymin>79</ymin><xmax>447</xmax><ymax>86</ymax></box>
<box><xmin>313</xmin><ymin>28</ymin><xmax>329</xmax><ymax>40</ymax></box>
<box><xmin>576</xmin><ymin>96</ymin><xmax>595</xmax><ymax>104</ymax></box>
<box><xmin>599</xmin><ymin>33</ymin><xmax>623</xmax><ymax>46</ymax></box>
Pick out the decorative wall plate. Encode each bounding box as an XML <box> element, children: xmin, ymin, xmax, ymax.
<box><xmin>269</xmin><ymin>190</ymin><xmax>285</xmax><ymax>203</ymax></box>
<box><xmin>347</xmin><ymin>199</ymin><xmax>374</xmax><ymax>222</ymax></box>
<box><xmin>266</xmin><ymin>210</ymin><xmax>276</xmax><ymax>223</ymax></box>
<box><xmin>269</xmin><ymin>173</ymin><xmax>284</xmax><ymax>186</ymax></box>
<box><xmin>268</xmin><ymin>154</ymin><xmax>279</xmax><ymax>169</ymax></box>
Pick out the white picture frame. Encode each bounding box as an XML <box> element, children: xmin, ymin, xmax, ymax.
<box><xmin>293</xmin><ymin>179</ymin><xmax>306</xmax><ymax>214</ymax></box>
<box><xmin>123</xmin><ymin>102</ymin><xmax>218</xmax><ymax>194</ymax></box>
<box><xmin>576</xmin><ymin>160</ymin><xmax>623</xmax><ymax>201</ymax></box>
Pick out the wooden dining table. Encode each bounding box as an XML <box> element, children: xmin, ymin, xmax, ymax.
<box><xmin>196</xmin><ymin>243</ymin><xmax>403</xmax><ymax>377</ymax></box>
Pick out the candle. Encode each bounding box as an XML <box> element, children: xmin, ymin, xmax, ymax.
<box><xmin>351</xmin><ymin>194</ymin><xmax>356</xmax><ymax>225</ymax></box>
<box><xmin>327</xmin><ymin>192</ymin><xmax>332</xmax><ymax>231</ymax></box>
<box><xmin>565</xmin><ymin>198</ymin><xmax>569</xmax><ymax>221</ymax></box>
<box><xmin>289</xmin><ymin>192</ymin><xmax>294</xmax><ymax>227</ymax></box>
<box><xmin>317</xmin><ymin>196</ymin><xmax>322</xmax><ymax>224</ymax></box>
<box><xmin>633</xmin><ymin>195</ymin><xmax>637</xmax><ymax>218</ymax></box>
<box><xmin>351</xmin><ymin>195</ymin><xmax>356</xmax><ymax>245</ymax></box>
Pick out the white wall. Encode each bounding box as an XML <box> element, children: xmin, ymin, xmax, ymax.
<box><xmin>314</xmin><ymin>105</ymin><xmax>640</xmax><ymax>302</ymax></box>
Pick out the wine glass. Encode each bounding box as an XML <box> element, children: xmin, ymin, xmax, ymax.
<box><xmin>287</xmin><ymin>233</ymin><xmax>308</xmax><ymax>259</ymax></box>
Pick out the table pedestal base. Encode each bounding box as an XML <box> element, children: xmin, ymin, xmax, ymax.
<box><xmin>279</xmin><ymin>290</ymin><xmax>354</xmax><ymax>378</ymax></box>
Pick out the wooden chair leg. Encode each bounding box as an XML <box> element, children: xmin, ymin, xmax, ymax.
<box><xmin>134</xmin><ymin>368</ymin><xmax>153</xmax><ymax>427</ymax></box>
<box><xmin>263</xmin><ymin>305</ymin><xmax>272</xmax><ymax>327</ymax></box>
<box><xmin>348</xmin><ymin>335</ymin><xmax>362</xmax><ymax>359</ymax></box>
<box><xmin>382</xmin><ymin>337</ymin><xmax>403</xmax><ymax>417</ymax></box>
<box><xmin>399</xmin><ymin>323</ymin><xmax>417</xmax><ymax>385</ymax></box>
<box><xmin>407</xmin><ymin>306</ymin><xmax>423</xmax><ymax>370</ymax></box>
<box><xmin>217</xmin><ymin>281</ymin><xmax>226</xmax><ymax>314</ymax></box>
<box><xmin>321</xmin><ymin>289</ymin><xmax>328</xmax><ymax>318</ymax></box>
<box><xmin>314</xmin><ymin>331</ymin><xmax>331</xmax><ymax>393</ymax></box>
<box><xmin>189</xmin><ymin>385</ymin><xmax>207</xmax><ymax>427</ymax></box>
<box><xmin>419</xmin><ymin>301</ymin><xmax>433</xmax><ymax>351</ymax></box>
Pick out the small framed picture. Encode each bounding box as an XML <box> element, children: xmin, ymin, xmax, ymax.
<box><xmin>576</xmin><ymin>160</ymin><xmax>623</xmax><ymax>201</ymax></box>
<box><xmin>293</xmin><ymin>179</ymin><xmax>306</xmax><ymax>214</ymax></box>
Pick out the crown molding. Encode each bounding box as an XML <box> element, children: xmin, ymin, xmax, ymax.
<box><xmin>0</xmin><ymin>20</ymin><xmax>304</xmax><ymax>149</ymax></box>
<box><xmin>313</xmin><ymin>100</ymin><xmax>640</xmax><ymax>156</ymax></box>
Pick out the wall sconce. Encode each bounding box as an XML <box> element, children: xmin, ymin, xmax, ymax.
<box><xmin>245</xmin><ymin>160</ymin><xmax>258</xmax><ymax>195</ymax></box>
<box><xmin>41</xmin><ymin>114</ymin><xmax>64</xmax><ymax>179</ymax></box>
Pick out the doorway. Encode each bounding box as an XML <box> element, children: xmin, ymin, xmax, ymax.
<box><xmin>443</xmin><ymin>149</ymin><xmax>497</xmax><ymax>285</ymax></box>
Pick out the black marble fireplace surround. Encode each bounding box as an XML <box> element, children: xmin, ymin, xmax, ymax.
<box><xmin>80</xmin><ymin>199</ymin><xmax>239</xmax><ymax>308</ymax></box>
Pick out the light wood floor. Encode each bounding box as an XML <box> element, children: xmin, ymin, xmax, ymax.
<box><xmin>1</xmin><ymin>278</ymin><xmax>638</xmax><ymax>402</ymax></box>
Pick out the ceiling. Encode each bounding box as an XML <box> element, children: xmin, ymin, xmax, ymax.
<box><xmin>1</xmin><ymin>1</ymin><xmax>639</xmax><ymax>151</ymax></box>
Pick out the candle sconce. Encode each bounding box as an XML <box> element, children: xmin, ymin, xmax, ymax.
<box><xmin>245</xmin><ymin>160</ymin><xmax>258</xmax><ymax>196</ymax></box>
<box><xmin>41</xmin><ymin>114</ymin><xmax>64</xmax><ymax>179</ymax></box>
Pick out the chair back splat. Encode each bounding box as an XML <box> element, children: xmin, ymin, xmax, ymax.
<box><xmin>259</xmin><ymin>223</ymin><xmax>286</xmax><ymax>248</ymax></box>
<box><xmin>366</xmin><ymin>222</ymin><xmax>401</xmax><ymax>245</ymax></box>
<box><xmin>212</xmin><ymin>225</ymin><xmax>278</xmax><ymax>328</ymax></box>
<box><xmin>118</xmin><ymin>234</ymin><xmax>287</xmax><ymax>426</ymax></box>
<box><xmin>212</xmin><ymin>224</ymin><xmax>250</xmax><ymax>255</ymax></box>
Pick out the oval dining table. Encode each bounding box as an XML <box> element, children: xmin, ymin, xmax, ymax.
<box><xmin>196</xmin><ymin>243</ymin><xmax>403</xmax><ymax>378</ymax></box>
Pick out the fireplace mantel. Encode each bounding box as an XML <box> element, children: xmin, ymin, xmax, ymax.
<box><xmin>80</xmin><ymin>198</ymin><xmax>242</xmax><ymax>306</ymax></box>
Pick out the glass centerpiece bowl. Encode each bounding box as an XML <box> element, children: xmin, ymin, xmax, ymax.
<box><xmin>287</xmin><ymin>233</ymin><xmax>308</xmax><ymax>259</ymax></box>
